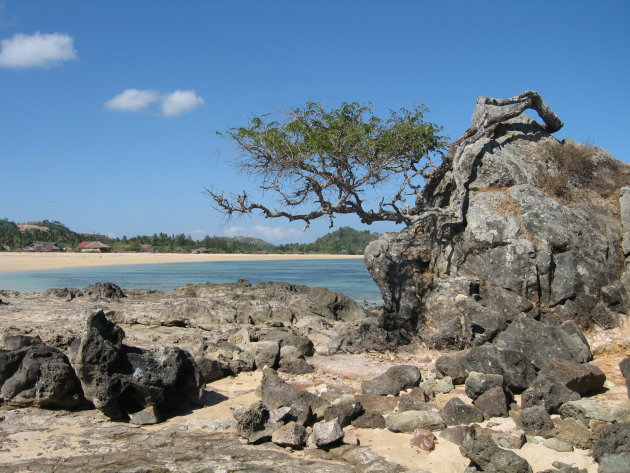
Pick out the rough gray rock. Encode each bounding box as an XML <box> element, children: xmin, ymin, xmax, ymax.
<box><xmin>620</xmin><ymin>358</ymin><xmax>630</xmax><ymax>399</ymax></box>
<box><xmin>323</xmin><ymin>396</ymin><xmax>363</xmax><ymax>427</ymax></box>
<box><xmin>0</xmin><ymin>345</ymin><xmax>85</xmax><ymax>409</ymax></box>
<box><xmin>492</xmin><ymin>315</ymin><xmax>592</xmax><ymax>370</ymax></box>
<box><xmin>460</xmin><ymin>438</ymin><xmax>532</xmax><ymax>473</ymax></box>
<box><xmin>365</xmin><ymin>100</ymin><xmax>630</xmax><ymax>344</ymax></box>
<box><xmin>520</xmin><ymin>376</ymin><xmax>581</xmax><ymax>413</ymax></box>
<box><xmin>474</xmin><ymin>386</ymin><xmax>510</xmax><ymax>419</ymax></box>
<box><xmin>435</xmin><ymin>344</ymin><xmax>536</xmax><ymax>391</ymax></box>
<box><xmin>439</xmin><ymin>397</ymin><xmax>484</xmax><ymax>426</ymax></box>
<box><xmin>537</xmin><ymin>358</ymin><xmax>606</xmax><ymax>395</ymax></box>
<box><xmin>260</xmin><ymin>367</ymin><xmax>325</xmax><ymax>411</ymax></box>
<box><xmin>558</xmin><ymin>400</ymin><xmax>617</xmax><ymax>423</ymax></box>
<box><xmin>351</xmin><ymin>410</ymin><xmax>386</xmax><ymax>429</ymax></box>
<box><xmin>385</xmin><ymin>410</ymin><xmax>445</xmax><ymax>432</ymax></box>
<box><xmin>82</xmin><ymin>282</ymin><xmax>126</xmax><ymax>300</ymax></box>
<box><xmin>0</xmin><ymin>334</ymin><xmax>42</xmax><ymax>351</ymax></box>
<box><xmin>554</xmin><ymin>417</ymin><xmax>592</xmax><ymax>450</ymax></box>
<box><xmin>519</xmin><ymin>406</ymin><xmax>555</xmax><ymax>437</ymax></box>
<box><xmin>361</xmin><ymin>365</ymin><xmax>421</xmax><ymax>396</ymax></box>
<box><xmin>465</xmin><ymin>371</ymin><xmax>504</xmax><ymax>400</ymax></box>
<box><xmin>592</xmin><ymin>423</ymin><xmax>630</xmax><ymax>459</ymax></box>
<box><xmin>313</xmin><ymin>418</ymin><xmax>344</xmax><ymax>447</ymax></box>
<box><xmin>439</xmin><ymin>425</ymin><xmax>476</xmax><ymax>446</ymax></box>
<box><xmin>272</xmin><ymin>421</ymin><xmax>307</xmax><ymax>448</ymax></box>
<box><xmin>74</xmin><ymin>310</ymin><xmax>204</xmax><ymax>420</ymax></box>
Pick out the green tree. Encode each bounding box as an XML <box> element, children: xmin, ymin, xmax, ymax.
<box><xmin>208</xmin><ymin>101</ymin><xmax>447</xmax><ymax>227</ymax></box>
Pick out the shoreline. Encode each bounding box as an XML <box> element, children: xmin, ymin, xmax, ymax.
<box><xmin>0</xmin><ymin>251</ymin><xmax>363</xmax><ymax>274</ymax></box>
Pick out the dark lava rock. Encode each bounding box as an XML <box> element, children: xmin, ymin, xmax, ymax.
<box><xmin>351</xmin><ymin>410</ymin><xmax>386</xmax><ymax>429</ymax></box>
<box><xmin>439</xmin><ymin>425</ymin><xmax>476</xmax><ymax>446</ymax></box>
<box><xmin>0</xmin><ymin>334</ymin><xmax>42</xmax><ymax>351</ymax></box>
<box><xmin>460</xmin><ymin>438</ymin><xmax>532</xmax><ymax>473</ymax></box>
<box><xmin>0</xmin><ymin>345</ymin><xmax>86</xmax><ymax>409</ymax></box>
<box><xmin>474</xmin><ymin>386</ymin><xmax>509</xmax><ymax>419</ymax></box>
<box><xmin>465</xmin><ymin>371</ymin><xmax>504</xmax><ymax>400</ymax></box>
<box><xmin>440</xmin><ymin>397</ymin><xmax>484</xmax><ymax>426</ymax></box>
<box><xmin>323</xmin><ymin>397</ymin><xmax>363</xmax><ymax>427</ymax></box>
<box><xmin>361</xmin><ymin>365</ymin><xmax>421</xmax><ymax>396</ymax></box>
<box><xmin>233</xmin><ymin>401</ymin><xmax>272</xmax><ymax>443</ymax></box>
<box><xmin>520</xmin><ymin>376</ymin><xmax>581</xmax><ymax>413</ymax></box>
<box><xmin>493</xmin><ymin>315</ymin><xmax>591</xmax><ymax>370</ymax></box>
<box><xmin>435</xmin><ymin>344</ymin><xmax>536</xmax><ymax>392</ymax></box>
<box><xmin>82</xmin><ymin>282</ymin><xmax>126</xmax><ymax>300</ymax></box>
<box><xmin>592</xmin><ymin>423</ymin><xmax>630</xmax><ymax>461</ymax></box>
<box><xmin>74</xmin><ymin>310</ymin><xmax>204</xmax><ymax>420</ymax></box>
<box><xmin>259</xmin><ymin>331</ymin><xmax>314</xmax><ymax>358</ymax></box>
<box><xmin>278</xmin><ymin>356</ymin><xmax>315</xmax><ymax>375</ymax></box>
<box><xmin>260</xmin><ymin>367</ymin><xmax>325</xmax><ymax>411</ymax></box>
<box><xmin>538</xmin><ymin>358</ymin><xmax>606</xmax><ymax>395</ymax></box>
<box><xmin>519</xmin><ymin>405</ymin><xmax>555</xmax><ymax>437</ymax></box>
<box><xmin>619</xmin><ymin>358</ymin><xmax>630</xmax><ymax>399</ymax></box>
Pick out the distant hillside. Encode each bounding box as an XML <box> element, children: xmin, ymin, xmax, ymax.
<box><xmin>277</xmin><ymin>227</ymin><xmax>380</xmax><ymax>254</ymax></box>
<box><xmin>0</xmin><ymin>219</ymin><xmax>378</xmax><ymax>254</ymax></box>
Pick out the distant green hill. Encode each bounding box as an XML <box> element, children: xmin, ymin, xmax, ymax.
<box><xmin>277</xmin><ymin>227</ymin><xmax>380</xmax><ymax>254</ymax></box>
<box><xmin>0</xmin><ymin>219</ymin><xmax>379</xmax><ymax>254</ymax></box>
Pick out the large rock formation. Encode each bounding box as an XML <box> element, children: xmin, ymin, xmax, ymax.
<box><xmin>365</xmin><ymin>92</ymin><xmax>630</xmax><ymax>347</ymax></box>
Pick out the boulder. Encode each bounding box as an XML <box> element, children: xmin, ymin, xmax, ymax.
<box><xmin>246</xmin><ymin>340</ymin><xmax>280</xmax><ymax>370</ymax></box>
<box><xmin>0</xmin><ymin>345</ymin><xmax>85</xmax><ymax>409</ymax></box>
<box><xmin>385</xmin><ymin>410</ymin><xmax>445</xmax><ymax>432</ymax></box>
<box><xmin>418</xmin><ymin>376</ymin><xmax>454</xmax><ymax>398</ymax></box>
<box><xmin>460</xmin><ymin>438</ymin><xmax>532</xmax><ymax>473</ymax></box>
<box><xmin>439</xmin><ymin>397</ymin><xmax>484</xmax><ymax>426</ymax></box>
<box><xmin>521</xmin><ymin>376</ymin><xmax>581</xmax><ymax>413</ymax></box>
<box><xmin>74</xmin><ymin>310</ymin><xmax>204</xmax><ymax>420</ymax></box>
<box><xmin>272</xmin><ymin>421</ymin><xmax>307</xmax><ymax>448</ymax></box>
<box><xmin>465</xmin><ymin>371</ymin><xmax>504</xmax><ymax>400</ymax></box>
<box><xmin>439</xmin><ymin>425</ymin><xmax>476</xmax><ymax>446</ymax></box>
<box><xmin>558</xmin><ymin>400</ymin><xmax>617</xmax><ymax>423</ymax></box>
<box><xmin>361</xmin><ymin>365</ymin><xmax>421</xmax><ymax>396</ymax></box>
<box><xmin>409</xmin><ymin>429</ymin><xmax>436</xmax><ymax>451</ymax></box>
<box><xmin>592</xmin><ymin>423</ymin><xmax>630</xmax><ymax>463</ymax></box>
<box><xmin>435</xmin><ymin>345</ymin><xmax>536</xmax><ymax>391</ymax></box>
<box><xmin>365</xmin><ymin>96</ymin><xmax>630</xmax><ymax>341</ymax></box>
<box><xmin>492</xmin><ymin>315</ymin><xmax>592</xmax><ymax>370</ymax></box>
<box><xmin>519</xmin><ymin>406</ymin><xmax>555</xmax><ymax>437</ymax></box>
<box><xmin>312</xmin><ymin>419</ymin><xmax>344</xmax><ymax>448</ymax></box>
<box><xmin>260</xmin><ymin>367</ymin><xmax>325</xmax><ymax>411</ymax></box>
<box><xmin>323</xmin><ymin>396</ymin><xmax>363</xmax><ymax>427</ymax></box>
<box><xmin>474</xmin><ymin>386</ymin><xmax>510</xmax><ymax>419</ymax></box>
<box><xmin>0</xmin><ymin>334</ymin><xmax>42</xmax><ymax>351</ymax></box>
<box><xmin>351</xmin><ymin>410</ymin><xmax>386</xmax><ymax>429</ymax></box>
<box><xmin>554</xmin><ymin>417</ymin><xmax>592</xmax><ymax>450</ymax></box>
<box><xmin>538</xmin><ymin>358</ymin><xmax>606</xmax><ymax>395</ymax></box>
<box><xmin>82</xmin><ymin>282</ymin><xmax>126</xmax><ymax>300</ymax></box>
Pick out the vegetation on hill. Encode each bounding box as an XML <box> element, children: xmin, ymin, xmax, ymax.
<box><xmin>0</xmin><ymin>219</ymin><xmax>379</xmax><ymax>254</ymax></box>
<box><xmin>277</xmin><ymin>227</ymin><xmax>379</xmax><ymax>254</ymax></box>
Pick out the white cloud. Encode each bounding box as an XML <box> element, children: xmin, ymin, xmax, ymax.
<box><xmin>162</xmin><ymin>90</ymin><xmax>204</xmax><ymax>117</ymax></box>
<box><xmin>0</xmin><ymin>32</ymin><xmax>77</xmax><ymax>68</ymax></box>
<box><xmin>105</xmin><ymin>89</ymin><xmax>161</xmax><ymax>112</ymax></box>
<box><xmin>224</xmin><ymin>225</ymin><xmax>301</xmax><ymax>243</ymax></box>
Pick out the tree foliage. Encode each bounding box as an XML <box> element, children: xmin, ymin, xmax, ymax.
<box><xmin>208</xmin><ymin>101</ymin><xmax>448</xmax><ymax>227</ymax></box>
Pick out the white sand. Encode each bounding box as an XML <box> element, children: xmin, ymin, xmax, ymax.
<box><xmin>0</xmin><ymin>252</ymin><xmax>362</xmax><ymax>273</ymax></box>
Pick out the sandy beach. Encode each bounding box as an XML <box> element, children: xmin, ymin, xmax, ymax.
<box><xmin>0</xmin><ymin>251</ymin><xmax>363</xmax><ymax>273</ymax></box>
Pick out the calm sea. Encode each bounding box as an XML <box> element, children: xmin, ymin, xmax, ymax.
<box><xmin>0</xmin><ymin>259</ymin><xmax>383</xmax><ymax>305</ymax></box>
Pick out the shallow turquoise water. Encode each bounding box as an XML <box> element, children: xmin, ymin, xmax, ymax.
<box><xmin>0</xmin><ymin>259</ymin><xmax>382</xmax><ymax>304</ymax></box>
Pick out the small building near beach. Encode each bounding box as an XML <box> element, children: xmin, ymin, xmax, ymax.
<box><xmin>78</xmin><ymin>241</ymin><xmax>112</xmax><ymax>253</ymax></box>
<box><xmin>25</xmin><ymin>242</ymin><xmax>61</xmax><ymax>252</ymax></box>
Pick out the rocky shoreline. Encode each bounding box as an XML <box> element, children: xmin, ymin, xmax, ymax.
<box><xmin>0</xmin><ymin>281</ymin><xmax>628</xmax><ymax>473</ymax></box>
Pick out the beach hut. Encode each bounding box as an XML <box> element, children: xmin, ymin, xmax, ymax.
<box><xmin>25</xmin><ymin>242</ymin><xmax>61</xmax><ymax>252</ymax></box>
<box><xmin>78</xmin><ymin>241</ymin><xmax>112</xmax><ymax>253</ymax></box>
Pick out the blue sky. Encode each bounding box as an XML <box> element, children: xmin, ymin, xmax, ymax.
<box><xmin>1</xmin><ymin>1</ymin><xmax>628</xmax><ymax>243</ymax></box>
